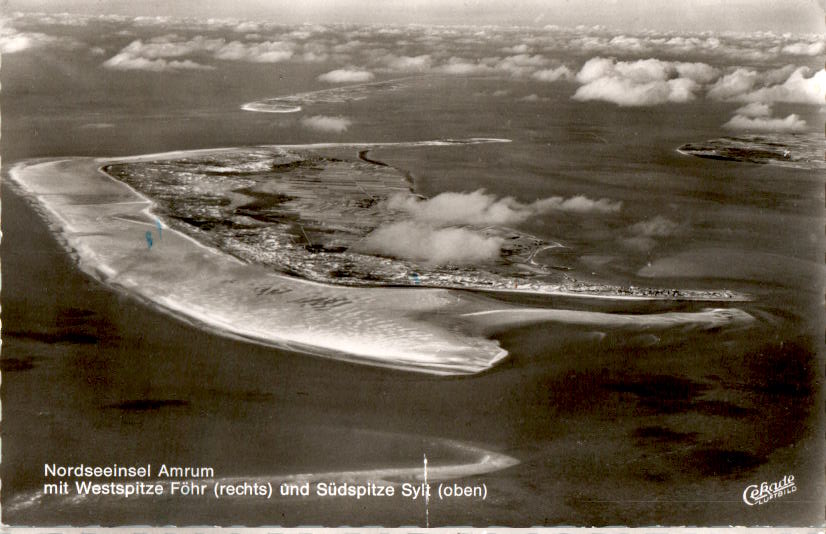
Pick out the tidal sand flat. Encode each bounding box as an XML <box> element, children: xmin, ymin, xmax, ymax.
<box><xmin>8</xmin><ymin>144</ymin><xmax>755</xmax><ymax>378</ymax></box>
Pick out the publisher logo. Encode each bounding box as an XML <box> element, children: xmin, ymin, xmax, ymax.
<box><xmin>742</xmin><ymin>474</ymin><xmax>796</xmax><ymax>506</ymax></box>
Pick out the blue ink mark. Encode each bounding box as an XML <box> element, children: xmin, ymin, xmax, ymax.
<box><xmin>145</xmin><ymin>231</ymin><xmax>153</xmax><ymax>249</ymax></box>
<box><xmin>156</xmin><ymin>218</ymin><xmax>163</xmax><ymax>240</ymax></box>
<box><xmin>409</xmin><ymin>272</ymin><xmax>420</xmax><ymax>285</ymax></box>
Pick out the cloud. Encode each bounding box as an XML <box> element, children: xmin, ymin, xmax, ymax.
<box><xmin>26</xmin><ymin>15</ymin><xmax>826</xmax><ymax>111</ymax></box>
<box><xmin>358</xmin><ymin>188</ymin><xmax>621</xmax><ymax>265</ymax></box>
<box><xmin>722</xmin><ymin>113</ymin><xmax>808</xmax><ymax>132</ymax></box>
<box><xmin>706</xmin><ymin>68</ymin><xmax>759</xmax><ymax>100</ymax></box>
<box><xmin>708</xmin><ymin>66</ymin><xmax>825</xmax><ymax>105</ymax></box>
<box><xmin>606</xmin><ymin>34</ymin><xmax>651</xmax><ymax>54</ymax></box>
<box><xmin>299</xmin><ymin>50</ymin><xmax>330</xmax><ymax>62</ymax></box>
<box><xmin>102</xmin><ymin>35</ymin><xmax>299</xmax><ymax>69</ymax></box>
<box><xmin>0</xmin><ymin>19</ymin><xmax>85</xmax><ymax>53</ymax></box>
<box><xmin>317</xmin><ymin>67</ymin><xmax>375</xmax><ymax>83</ymax></box>
<box><xmin>533</xmin><ymin>195</ymin><xmax>623</xmax><ymax>214</ymax></box>
<box><xmin>495</xmin><ymin>53</ymin><xmax>549</xmax><ymax>76</ymax></box>
<box><xmin>623</xmin><ymin>215</ymin><xmax>679</xmax><ymax>251</ymax></box>
<box><xmin>382</xmin><ymin>54</ymin><xmax>432</xmax><ymax>71</ymax></box>
<box><xmin>434</xmin><ymin>57</ymin><xmax>496</xmax><ymax>75</ymax></box>
<box><xmin>553</xmin><ymin>27</ymin><xmax>816</xmax><ymax>64</ymax></box>
<box><xmin>574</xmin><ymin>76</ymin><xmax>699</xmax><ymax>106</ymax></box>
<box><xmin>629</xmin><ymin>216</ymin><xmax>680</xmax><ymax>238</ymax></box>
<box><xmin>736</xmin><ymin>67</ymin><xmax>826</xmax><ymax>105</ymax></box>
<box><xmin>387</xmin><ymin>189</ymin><xmax>621</xmax><ymax>226</ymax></box>
<box><xmin>781</xmin><ymin>40</ymin><xmax>826</xmax><ymax>56</ymax></box>
<box><xmin>532</xmin><ymin>66</ymin><xmax>573</xmax><ymax>82</ymax></box>
<box><xmin>356</xmin><ymin>221</ymin><xmax>504</xmax><ymax>265</ymax></box>
<box><xmin>388</xmin><ymin>190</ymin><xmax>529</xmax><ymax>225</ymax></box>
<box><xmin>576</xmin><ymin>57</ymin><xmax>717</xmax><ymax>85</ymax></box>
<box><xmin>733</xmin><ymin>102</ymin><xmax>771</xmax><ymax>117</ymax></box>
<box><xmin>102</xmin><ymin>53</ymin><xmax>214</xmax><ymax>71</ymax></box>
<box><xmin>298</xmin><ymin>41</ymin><xmax>330</xmax><ymax>62</ymax></box>
<box><xmin>9</xmin><ymin>12</ymin><xmax>97</xmax><ymax>27</ymax></box>
<box><xmin>8</xmin><ymin>14</ymin><xmax>823</xmax><ymax>81</ymax></box>
<box><xmin>0</xmin><ymin>30</ymin><xmax>45</xmax><ymax>53</ymax></box>
<box><xmin>674</xmin><ymin>62</ymin><xmax>719</xmax><ymax>84</ymax></box>
<box><xmin>118</xmin><ymin>35</ymin><xmax>223</xmax><ymax>59</ymax></box>
<box><xmin>300</xmin><ymin>114</ymin><xmax>352</xmax><ymax>133</ymax></box>
<box><xmin>572</xmin><ymin>57</ymin><xmax>714</xmax><ymax>106</ymax></box>
<box><xmin>332</xmin><ymin>39</ymin><xmax>365</xmax><ymax>54</ymax></box>
<box><xmin>213</xmin><ymin>40</ymin><xmax>294</xmax><ymax>62</ymax></box>
<box><xmin>723</xmin><ymin>102</ymin><xmax>808</xmax><ymax>132</ymax></box>
<box><xmin>502</xmin><ymin>43</ymin><xmax>530</xmax><ymax>54</ymax></box>
<box><xmin>232</xmin><ymin>21</ymin><xmax>261</xmax><ymax>33</ymax></box>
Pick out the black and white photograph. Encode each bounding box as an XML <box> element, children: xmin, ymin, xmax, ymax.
<box><xmin>0</xmin><ymin>0</ymin><xmax>824</xmax><ymax>528</ymax></box>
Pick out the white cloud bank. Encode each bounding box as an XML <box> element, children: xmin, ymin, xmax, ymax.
<box><xmin>434</xmin><ymin>57</ymin><xmax>497</xmax><ymax>76</ymax></box>
<box><xmin>355</xmin><ymin>190</ymin><xmax>622</xmax><ymax>265</ymax></box>
<box><xmin>103</xmin><ymin>54</ymin><xmax>214</xmax><ymax>71</ymax></box>
<box><xmin>102</xmin><ymin>35</ymin><xmax>296</xmax><ymax>70</ymax></box>
<box><xmin>532</xmin><ymin>65</ymin><xmax>573</xmax><ymax>82</ymax></box>
<box><xmin>382</xmin><ymin>54</ymin><xmax>433</xmax><ymax>71</ymax></box>
<box><xmin>708</xmin><ymin>66</ymin><xmax>826</xmax><ymax>105</ymax></box>
<box><xmin>0</xmin><ymin>18</ymin><xmax>85</xmax><ymax>53</ymax></box>
<box><xmin>781</xmin><ymin>40</ymin><xmax>826</xmax><ymax>56</ymax></box>
<box><xmin>213</xmin><ymin>40</ymin><xmax>294</xmax><ymax>62</ymax></box>
<box><xmin>723</xmin><ymin>113</ymin><xmax>807</xmax><ymax>132</ymax></box>
<box><xmin>388</xmin><ymin>189</ymin><xmax>621</xmax><ymax>226</ymax></box>
<box><xmin>722</xmin><ymin>100</ymin><xmax>809</xmax><ymax>133</ymax></box>
<box><xmin>623</xmin><ymin>215</ymin><xmax>680</xmax><ymax>251</ymax></box>
<box><xmin>570</xmin><ymin>57</ymin><xmax>826</xmax><ymax>108</ymax></box>
<box><xmin>732</xmin><ymin>102</ymin><xmax>772</xmax><ymax>118</ymax></box>
<box><xmin>572</xmin><ymin>57</ymin><xmax>718</xmax><ymax>106</ymax></box>
<box><xmin>0</xmin><ymin>27</ymin><xmax>54</xmax><ymax>53</ymax></box>
<box><xmin>300</xmin><ymin>115</ymin><xmax>352</xmax><ymax>133</ymax></box>
<box><xmin>357</xmin><ymin>221</ymin><xmax>505</xmax><ymax>265</ymax></box>
<box><xmin>317</xmin><ymin>67</ymin><xmax>374</xmax><ymax>83</ymax></box>
<box><xmin>630</xmin><ymin>216</ymin><xmax>680</xmax><ymax>238</ymax></box>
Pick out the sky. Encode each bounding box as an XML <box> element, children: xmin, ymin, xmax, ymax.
<box><xmin>5</xmin><ymin>0</ymin><xmax>826</xmax><ymax>33</ymax></box>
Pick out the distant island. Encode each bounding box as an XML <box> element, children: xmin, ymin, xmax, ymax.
<box><xmin>678</xmin><ymin>133</ymin><xmax>824</xmax><ymax>169</ymax></box>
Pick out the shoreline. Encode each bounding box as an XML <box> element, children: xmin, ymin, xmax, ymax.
<box><xmin>8</xmin><ymin>149</ymin><xmax>758</xmax><ymax>376</ymax></box>
<box><xmin>99</xmin><ymin>138</ymin><xmax>513</xmax><ymax>165</ymax></box>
